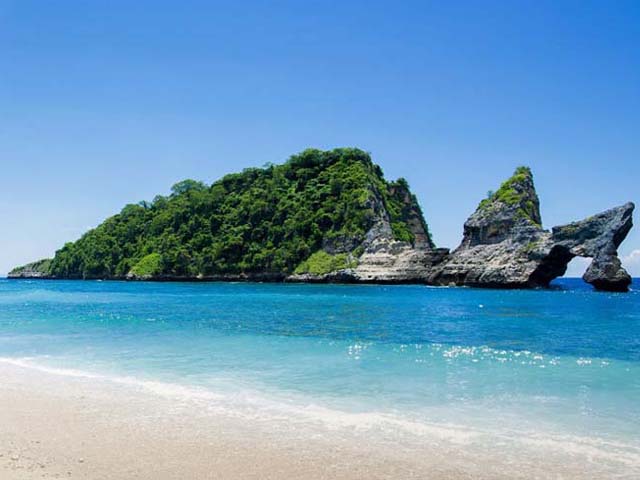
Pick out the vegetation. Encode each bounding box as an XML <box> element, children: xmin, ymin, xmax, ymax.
<box><xmin>293</xmin><ymin>251</ymin><xmax>357</xmax><ymax>276</ymax></box>
<box><xmin>129</xmin><ymin>253</ymin><xmax>163</xmax><ymax>278</ymax></box>
<box><xmin>41</xmin><ymin>148</ymin><xmax>432</xmax><ymax>279</ymax></box>
<box><xmin>9</xmin><ymin>258</ymin><xmax>52</xmax><ymax>276</ymax></box>
<box><xmin>554</xmin><ymin>223</ymin><xmax>578</xmax><ymax>238</ymax></box>
<box><xmin>478</xmin><ymin>166</ymin><xmax>541</xmax><ymax>226</ymax></box>
<box><xmin>521</xmin><ymin>241</ymin><xmax>540</xmax><ymax>254</ymax></box>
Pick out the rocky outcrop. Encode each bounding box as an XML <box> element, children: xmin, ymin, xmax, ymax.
<box><xmin>342</xmin><ymin>220</ymin><xmax>447</xmax><ymax>283</ymax></box>
<box><xmin>583</xmin><ymin>254</ymin><xmax>631</xmax><ymax>292</ymax></box>
<box><xmin>428</xmin><ymin>167</ymin><xmax>549</xmax><ymax>288</ymax></box>
<box><xmin>460</xmin><ymin>166</ymin><xmax>542</xmax><ymax>248</ymax></box>
<box><xmin>429</xmin><ymin>167</ymin><xmax>634</xmax><ymax>292</ymax></box>
<box><xmin>346</xmin><ymin>186</ymin><xmax>446</xmax><ymax>282</ymax></box>
<box><xmin>548</xmin><ymin>203</ymin><xmax>634</xmax><ymax>291</ymax></box>
<box><xmin>8</xmin><ymin>159</ymin><xmax>635</xmax><ymax>291</ymax></box>
<box><xmin>287</xmin><ymin>183</ymin><xmax>446</xmax><ymax>283</ymax></box>
<box><xmin>8</xmin><ymin>259</ymin><xmax>52</xmax><ymax>279</ymax></box>
<box><xmin>387</xmin><ymin>181</ymin><xmax>434</xmax><ymax>250</ymax></box>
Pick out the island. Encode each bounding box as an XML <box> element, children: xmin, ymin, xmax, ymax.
<box><xmin>9</xmin><ymin>148</ymin><xmax>634</xmax><ymax>292</ymax></box>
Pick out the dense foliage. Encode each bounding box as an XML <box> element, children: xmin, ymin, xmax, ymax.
<box><xmin>39</xmin><ymin>148</ymin><xmax>431</xmax><ymax>279</ymax></box>
<box><xmin>293</xmin><ymin>251</ymin><xmax>357</xmax><ymax>276</ymax></box>
<box><xmin>478</xmin><ymin>166</ymin><xmax>541</xmax><ymax>226</ymax></box>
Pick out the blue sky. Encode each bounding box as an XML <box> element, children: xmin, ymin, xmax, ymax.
<box><xmin>0</xmin><ymin>0</ymin><xmax>638</xmax><ymax>276</ymax></box>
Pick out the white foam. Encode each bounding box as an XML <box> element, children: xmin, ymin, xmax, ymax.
<box><xmin>0</xmin><ymin>356</ymin><xmax>102</xmax><ymax>379</ymax></box>
<box><xmin>2</xmin><ymin>356</ymin><xmax>640</xmax><ymax>469</ymax></box>
<box><xmin>0</xmin><ymin>357</ymin><xmax>224</xmax><ymax>401</ymax></box>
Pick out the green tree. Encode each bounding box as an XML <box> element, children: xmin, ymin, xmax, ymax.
<box><xmin>43</xmin><ymin>148</ymin><xmax>433</xmax><ymax>279</ymax></box>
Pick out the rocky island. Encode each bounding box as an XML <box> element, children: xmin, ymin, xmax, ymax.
<box><xmin>9</xmin><ymin>148</ymin><xmax>635</xmax><ymax>291</ymax></box>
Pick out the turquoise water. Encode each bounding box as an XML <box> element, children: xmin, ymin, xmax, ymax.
<box><xmin>1</xmin><ymin>278</ymin><xmax>639</xmax><ymax>461</ymax></box>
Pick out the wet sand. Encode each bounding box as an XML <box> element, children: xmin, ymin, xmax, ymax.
<box><xmin>1</xmin><ymin>362</ymin><xmax>636</xmax><ymax>479</ymax></box>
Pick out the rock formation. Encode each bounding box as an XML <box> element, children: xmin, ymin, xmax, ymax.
<box><xmin>8</xmin><ymin>151</ymin><xmax>635</xmax><ymax>291</ymax></box>
<box><xmin>550</xmin><ymin>204</ymin><xmax>634</xmax><ymax>291</ymax></box>
<box><xmin>345</xmin><ymin>182</ymin><xmax>449</xmax><ymax>283</ymax></box>
<box><xmin>7</xmin><ymin>259</ymin><xmax>52</xmax><ymax>279</ymax></box>
<box><xmin>288</xmin><ymin>179</ymin><xmax>449</xmax><ymax>283</ymax></box>
<box><xmin>428</xmin><ymin>167</ymin><xmax>634</xmax><ymax>292</ymax></box>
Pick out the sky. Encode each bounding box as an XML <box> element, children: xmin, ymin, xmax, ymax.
<box><xmin>0</xmin><ymin>0</ymin><xmax>638</xmax><ymax>277</ymax></box>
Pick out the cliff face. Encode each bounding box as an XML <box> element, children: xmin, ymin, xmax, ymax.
<box><xmin>8</xmin><ymin>153</ymin><xmax>635</xmax><ymax>291</ymax></box>
<box><xmin>429</xmin><ymin>167</ymin><xmax>634</xmax><ymax>292</ymax></box>
<box><xmin>427</xmin><ymin>167</ymin><xmax>547</xmax><ymax>288</ymax></box>
<box><xmin>548</xmin><ymin>204</ymin><xmax>634</xmax><ymax>291</ymax></box>
<box><xmin>461</xmin><ymin>166</ymin><xmax>542</xmax><ymax>248</ymax></box>
<box><xmin>289</xmin><ymin>192</ymin><xmax>445</xmax><ymax>284</ymax></box>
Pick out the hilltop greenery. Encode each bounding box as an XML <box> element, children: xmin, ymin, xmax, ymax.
<box><xmin>30</xmin><ymin>148</ymin><xmax>431</xmax><ymax>279</ymax></box>
<box><xmin>478</xmin><ymin>166</ymin><xmax>541</xmax><ymax>226</ymax></box>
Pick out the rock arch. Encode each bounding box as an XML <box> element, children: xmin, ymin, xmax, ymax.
<box><xmin>546</xmin><ymin>203</ymin><xmax>634</xmax><ymax>291</ymax></box>
<box><xmin>428</xmin><ymin>165</ymin><xmax>634</xmax><ymax>292</ymax></box>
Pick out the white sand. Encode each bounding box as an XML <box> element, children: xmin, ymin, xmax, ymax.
<box><xmin>1</xmin><ymin>362</ymin><xmax>637</xmax><ymax>479</ymax></box>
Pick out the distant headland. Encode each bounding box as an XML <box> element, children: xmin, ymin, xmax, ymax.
<box><xmin>9</xmin><ymin>148</ymin><xmax>635</xmax><ymax>292</ymax></box>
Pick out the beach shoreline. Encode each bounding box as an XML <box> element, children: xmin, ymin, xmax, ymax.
<box><xmin>2</xmin><ymin>361</ymin><xmax>638</xmax><ymax>479</ymax></box>
<box><xmin>1</xmin><ymin>361</ymin><xmax>472</xmax><ymax>480</ymax></box>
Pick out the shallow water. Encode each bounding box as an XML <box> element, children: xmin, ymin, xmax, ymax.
<box><xmin>1</xmin><ymin>278</ymin><xmax>639</xmax><ymax>470</ymax></box>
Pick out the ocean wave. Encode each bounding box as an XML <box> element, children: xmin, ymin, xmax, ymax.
<box><xmin>2</xmin><ymin>356</ymin><xmax>639</xmax><ymax>469</ymax></box>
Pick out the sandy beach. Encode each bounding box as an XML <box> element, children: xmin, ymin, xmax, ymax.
<box><xmin>2</xmin><ymin>361</ymin><xmax>638</xmax><ymax>480</ymax></box>
<box><xmin>2</xmin><ymin>0</ymin><xmax>638</xmax><ymax>478</ymax></box>
<box><xmin>0</xmin><ymin>361</ymin><xmax>466</xmax><ymax>480</ymax></box>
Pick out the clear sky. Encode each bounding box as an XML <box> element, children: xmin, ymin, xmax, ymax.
<box><xmin>1</xmin><ymin>0</ymin><xmax>638</xmax><ymax>276</ymax></box>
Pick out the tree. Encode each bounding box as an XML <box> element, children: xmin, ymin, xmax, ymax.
<box><xmin>46</xmin><ymin>148</ymin><xmax>432</xmax><ymax>278</ymax></box>
<box><xmin>170</xmin><ymin>179</ymin><xmax>207</xmax><ymax>196</ymax></box>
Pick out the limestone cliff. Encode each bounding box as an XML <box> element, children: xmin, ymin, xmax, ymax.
<box><xmin>429</xmin><ymin>167</ymin><xmax>634</xmax><ymax>292</ymax></box>
<box><xmin>548</xmin><ymin>204</ymin><xmax>634</xmax><ymax>291</ymax></box>
<box><xmin>287</xmin><ymin>178</ymin><xmax>447</xmax><ymax>283</ymax></box>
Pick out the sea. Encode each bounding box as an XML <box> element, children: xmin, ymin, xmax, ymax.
<box><xmin>1</xmin><ymin>278</ymin><xmax>639</xmax><ymax>473</ymax></box>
